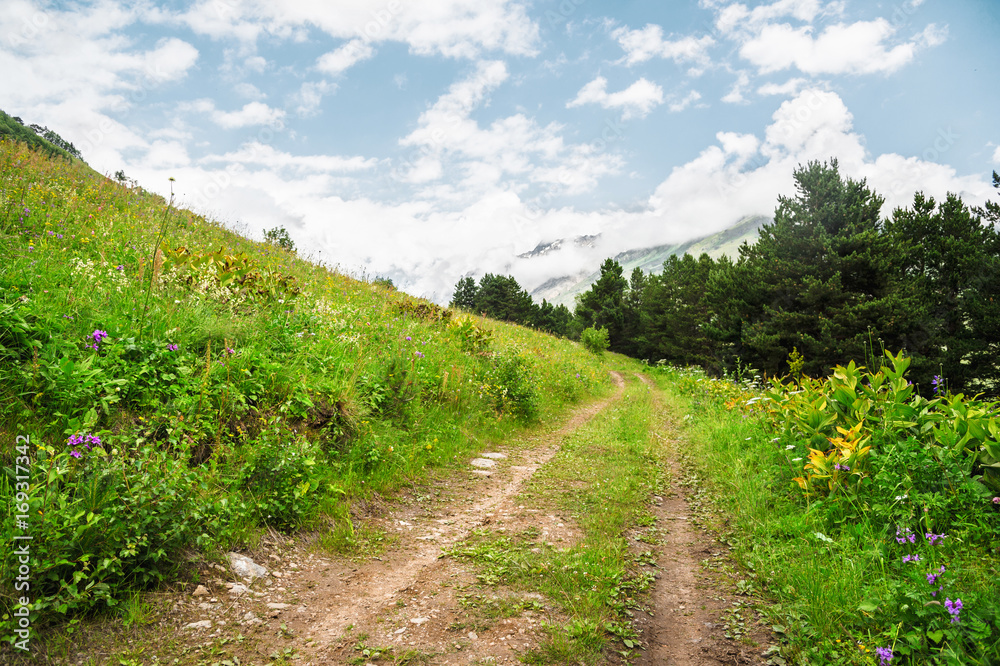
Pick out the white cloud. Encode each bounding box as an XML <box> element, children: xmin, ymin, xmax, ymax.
<box><xmin>757</xmin><ymin>77</ymin><xmax>808</xmax><ymax>96</ymax></box>
<box><xmin>202</xmin><ymin>142</ymin><xmax>377</xmax><ymax>173</ymax></box>
<box><xmin>316</xmin><ymin>39</ymin><xmax>375</xmax><ymax>75</ymax></box>
<box><xmin>566</xmin><ymin>76</ymin><xmax>665</xmax><ymax>119</ymax></box>
<box><xmin>993</xmin><ymin>146</ymin><xmax>1000</xmax><ymax>164</ymax></box>
<box><xmin>668</xmin><ymin>90</ymin><xmax>702</xmax><ymax>113</ymax></box>
<box><xmin>612</xmin><ymin>24</ymin><xmax>715</xmax><ymax>73</ymax></box>
<box><xmin>721</xmin><ymin>72</ymin><xmax>751</xmax><ymax>104</ymax></box>
<box><xmin>292</xmin><ymin>80</ymin><xmax>336</xmax><ymax>116</ymax></box>
<box><xmin>739</xmin><ymin>19</ymin><xmax>935</xmax><ymax>75</ymax></box>
<box><xmin>206</xmin><ymin>101</ymin><xmax>286</xmax><ymax>129</ymax></box>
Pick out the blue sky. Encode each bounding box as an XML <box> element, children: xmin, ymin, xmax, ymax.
<box><xmin>2</xmin><ymin>0</ymin><xmax>998</xmax><ymax>301</ymax></box>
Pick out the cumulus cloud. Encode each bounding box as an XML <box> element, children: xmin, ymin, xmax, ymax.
<box><xmin>566</xmin><ymin>76</ymin><xmax>665</xmax><ymax>119</ymax></box>
<box><xmin>316</xmin><ymin>39</ymin><xmax>375</xmax><ymax>75</ymax></box>
<box><xmin>739</xmin><ymin>19</ymin><xmax>942</xmax><ymax>75</ymax></box>
<box><xmin>398</xmin><ymin>61</ymin><xmax>623</xmax><ymax>200</ymax></box>
<box><xmin>993</xmin><ymin>146</ymin><xmax>1000</xmax><ymax>164</ymax></box>
<box><xmin>206</xmin><ymin>101</ymin><xmax>286</xmax><ymax>129</ymax></box>
<box><xmin>612</xmin><ymin>24</ymin><xmax>715</xmax><ymax>73</ymax></box>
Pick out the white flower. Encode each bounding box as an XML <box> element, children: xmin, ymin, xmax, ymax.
<box><xmin>786</xmin><ymin>445</ymin><xmax>796</xmax><ymax>450</ymax></box>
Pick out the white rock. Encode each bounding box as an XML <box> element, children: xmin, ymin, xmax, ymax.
<box><xmin>243</xmin><ymin>611</ymin><xmax>258</xmax><ymax>622</ymax></box>
<box><xmin>470</xmin><ymin>458</ymin><xmax>496</xmax><ymax>468</ymax></box>
<box><xmin>191</xmin><ymin>585</ymin><xmax>209</xmax><ymax>597</ymax></box>
<box><xmin>184</xmin><ymin>620</ymin><xmax>212</xmax><ymax>630</ymax></box>
<box><xmin>267</xmin><ymin>602</ymin><xmax>290</xmax><ymax>610</ymax></box>
<box><xmin>394</xmin><ymin>627</ymin><xmax>407</xmax><ymax>634</ymax></box>
<box><xmin>228</xmin><ymin>583</ymin><xmax>249</xmax><ymax>596</ymax></box>
<box><xmin>410</xmin><ymin>617</ymin><xmax>429</xmax><ymax>625</ymax></box>
<box><xmin>481</xmin><ymin>452</ymin><xmax>507</xmax><ymax>459</ymax></box>
<box><xmin>468</xmin><ymin>631</ymin><xmax>478</xmax><ymax>640</ymax></box>
<box><xmin>227</xmin><ymin>552</ymin><xmax>268</xmax><ymax>581</ymax></box>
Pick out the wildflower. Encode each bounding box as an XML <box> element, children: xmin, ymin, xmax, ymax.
<box><xmin>70</xmin><ymin>450</ymin><xmax>82</xmax><ymax>459</ymax></box>
<box><xmin>932</xmin><ymin>375</ymin><xmax>942</xmax><ymax>394</ymax></box>
<box><xmin>945</xmin><ymin>598</ymin><xmax>963</xmax><ymax>623</ymax></box>
<box><xmin>92</xmin><ymin>329</ymin><xmax>109</xmax><ymax>343</ymax></box>
<box><xmin>993</xmin><ymin>497</ymin><xmax>1000</xmax><ymax>504</ymax></box>
<box><xmin>875</xmin><ymin>646</ymin><xmax>893</xmax><ymax>666</ymax></box>
<box><xmin>834</xmin><ymin>463</ymin><xmax>851</xmax><ymax>471</ymax></box>
<box><xmin>894</xmin><ymin>494</ymin><xmax>908</xmax><ymax>501</ymax></box>
<box><xmin>902</xmin><ymin>554</ymin><xmax>921</xmax><ymax>563</ymax></box>
<box><xmin>925</xmin><ymin>532</ymin><xmax>946</xmax><ymax>545</ymax></box>
<box><xmin>927</xmin><ymin>566</ymin><xmax>946</xmax><ymax>585</ymax></box>
<box><xmin>116</xmin><ymin>264</ymin><xmax>124</xmax><ymax>271</ymax></box>
<box><xmin>226</xmin><ymin>347</ymin><xmax>235</xmax><ymax>355</ymax></box>
<box><xmin>895</xmin><ymin>527</ymin><xmax>915</xmax><ymax>544</ymax></box>
<box><xmin>414</xmin><ymin>351</ymin><xmax>424</xmax><ymax>358</ymax></box>
<box><xmin>785</xmin><ymin>445</ymin><xmax>796</xmax><ymax>450</ymax></box>
<box><xmin>405</xmin><ymin>336</ymin><xmax>412</xmax><ymax>341</ymax></box>
<box><xmin>167</xmin><ymin>343</ymin><xmax>178</xmax><ymax>352</ymax></box>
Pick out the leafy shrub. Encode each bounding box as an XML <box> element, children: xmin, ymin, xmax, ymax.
<box><xmin>448</xmin><ymin>315</ymin><xmax>492</xmax><ymax>353</ymax></box>
<box><xmin>480</xmin><ymin>348</ymin><xmax>538</xmax><ymax>421</ymax></box>
<box><xmin>0</xmin><ymin>441</ymin><xmax>220</xmax><ymax>632</ymax></box>
<box><xmin>238</xmin><ymin>422</ymin><xmax>323</xmax><ymax>529</ymax></box>
<box><xmin>581</xmin><ymin>327</ymin><xmax>609</xmax><ymax>355</ymax></box>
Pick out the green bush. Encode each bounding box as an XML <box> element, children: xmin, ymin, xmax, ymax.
<box><xmin>479</xmin><ymin>348</ymin><xmax>538</xmax><ymax>421</ymax></box>
<box><xmin>238</xmin><ymin>422</ymin><xmax>324</xmax><ymax>529</ymax></box>
<box><xmin>580</xmin><ymin>327</ymin><xmax>609</xmax><ymax>355</ymax></box>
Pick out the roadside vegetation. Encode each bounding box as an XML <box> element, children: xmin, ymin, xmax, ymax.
<box><xmin>0</xmin><ymin>137</ymin><xmax>612</xmax><ymax>646</ymax></box>
<box><xmin>653</xmin><ymin>355</ymin><xmax>1000</xmax><ymax>665</ymax></box>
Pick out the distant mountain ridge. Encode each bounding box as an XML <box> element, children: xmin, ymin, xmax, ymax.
<box><xmin>530</xmin><ymin>214</ymin><xmax>769</xmax><ymax>307</ymax></box>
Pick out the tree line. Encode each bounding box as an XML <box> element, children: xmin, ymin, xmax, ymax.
<box><xmin>452</xmin><ymin>159</ymin><xmax>1000</xmax><ymax>396</ymax></box>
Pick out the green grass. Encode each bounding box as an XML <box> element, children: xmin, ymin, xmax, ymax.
<box><xmin>0</xmin><ymin>137</ymin><xmax>615</xmax><ymax>651</ymax></box>
<box><xmin>448</xmin><ymin>379</ymin><xmax>662</xmax><ymax>663</ymax></box>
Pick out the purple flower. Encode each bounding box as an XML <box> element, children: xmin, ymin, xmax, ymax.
<box><xmin>405</xmin><ymin>336</ymin><xmax>412</xmax><ymax>341</ymax></box>
<box><xmin>116</xmin><ymin>264</ymin><xmax>124</xmax><ymax>271</ymax></box>
<box><xmin>945</xmin><ymin>598</ymin><xmax>963</xmax><ymax>624</ymax></box>
<box><xmin>902</xmin><ymin>554</ymin><xmax>921</xmax><ymax>563</ymax></box>
<box><xmin>226</xmin><ymin>347</ymin><xmax>235</xmax><ymax>354</ymax></box>
<box><xmin>925</xmin><ymin>532</ymin><xmax>946</xmax><ymax>545</ymax></box>
<box><xmin>993</xmin><ymin>497</ymin><xmax>1000</xmax><ymax>505</ymax></box>
<box><xmin>895</xmin><ymin>527</ymin><xmax>915</xmax><ymax>544</ymax></box>
<box><xmin>91</xmin><ymin>329</ymin><xmax>109</xmax><ymax>343</ymax></box>
<box><xmin>167</xmin><ymin>343</ymin><xmax>178</xmax><ymax>352</ymax></box>
<box><xmin>70</xmin><ymin>450</ymin><xmax>82</xmax><ymax>458</ymax></box>
<box><xmin>932</xmin><ymin>375</ymin><xmax>942</xmax><ymax>395</ymax></box>
<box><xmin>875</xmin><ymin>646</ymin><xmax>893</xmax><ymax>666</ymax></box>
<box><xmin>834</xmin><ymin>463</ymin><xmax>851</xmax><ymax>471</ymax></box>
<box><xmin>414</xmin><ymin>351</ymin><xmax>424</xmax><ymax>358</ymax></box>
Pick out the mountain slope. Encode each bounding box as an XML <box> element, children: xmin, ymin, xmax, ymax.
<box><xmin>532</xmin><ymin>214</ymin><xmax>769</xmax><ymax>307</ymax></box>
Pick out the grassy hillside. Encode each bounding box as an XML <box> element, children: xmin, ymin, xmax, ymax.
<box><xmin>0</xmin><ymin>111</ymin><xmax>80</xmax><ymax>163</ymax></box>
<box><xmin>0</xmin><ymin>137</ymin><xmax>615</xmax><ymax>638</ymax></box>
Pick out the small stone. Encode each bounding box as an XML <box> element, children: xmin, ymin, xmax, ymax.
<box><xmin>410</xmin><ymin>617</ymin><xmax>429</xmax><ymax>625</ymax></box>
<box><xmin>227</xmin><ymin>552</ymin><xmax>268</xmax><ymax>582</ymax></box>
<box><xmin>267</xmin><ymin>602</ymin><xmax>290</xmax><ymax>610</ymax></box>
<box><xmin>191</xmin><ymin>585</ymin><xmax>209</xmax><ymax>597</ymax></box>
<box><xmin>198</xmin><ymin>602</ymin><xmax>212</xmax><ymax>610</ymax></box>
<box><xmin>395</xmin><ymin>627</ymin><xmax>407</xmax><ymax>634</ymax></box>
<box><xmin>470</xmin><ymin>458</ymin><xmax>496</xmax><ymax>468</ymax></box>
<box><xmin>468</xmin><ymin>631</ymin><xmax>478</xmax><ymax>640</ymax></box>
<box><xmin>229</xmin><ymin>583</ymin><xmax>249</xmax><ymax>595</ymax></box>
<box><xmin>481</xmin><ymin>452</ymin><xmax>507</xmax><ymax>459</ymax></box>
<box><xmin>184</xmin><ymin>620</ymin><xmax>212</xmax><ymax>630</ymax></box>
<box><xmin>243</xmin><ymin>611</ymin><xmax>258</xmax><ymax>622</ymax></box>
